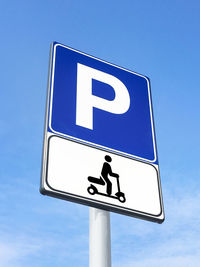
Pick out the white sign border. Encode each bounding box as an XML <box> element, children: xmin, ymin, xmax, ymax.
<box><xmin>40</xmin><ymin>42</ymin><xmax>165</xmax><ymax>224</ymax></box>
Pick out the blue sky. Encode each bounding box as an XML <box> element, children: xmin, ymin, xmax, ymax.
<box><xmin>0</xmin><ymin>1</ymin><xmax>200</xmax><ymax>266</ymax></box>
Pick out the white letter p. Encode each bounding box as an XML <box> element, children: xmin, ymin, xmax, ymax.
<box><xmin>76</xmin><ymin>63</ymin><xmax>130</xmax><ymax>130</ymax></box>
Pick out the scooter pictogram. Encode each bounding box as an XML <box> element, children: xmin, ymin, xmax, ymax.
<box><xmin>87</xmin><ymin>155</ymin><xmax>126</xmax><ymax>203</ymax></box>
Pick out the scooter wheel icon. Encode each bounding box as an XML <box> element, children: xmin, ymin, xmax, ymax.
<box><xmin>116</xmin><ymin>192</ymin><xmax>126</xmax><ymax>203</ymax></box>
<box><xmin>87</xmin><ymin>185</ymin><xmax>98</xmax><ymax>195</ymax></box>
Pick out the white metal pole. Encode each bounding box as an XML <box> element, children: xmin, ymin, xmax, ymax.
<box><xmin>89</xmin><ymin>207</ymin><xmax>111</xmax><ymax>267</ymax></box>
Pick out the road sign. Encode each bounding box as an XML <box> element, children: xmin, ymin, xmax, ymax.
<box><xmin>40</xmin><ymin>42</ymin><xmax>164</xmax><ymax>223</ymax></box>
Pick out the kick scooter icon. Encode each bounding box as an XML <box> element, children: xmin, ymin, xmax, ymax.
<box><xmin>87</xmin><ymin>155</ymin><xmax>126</xmax><ymax>203</ymax></box>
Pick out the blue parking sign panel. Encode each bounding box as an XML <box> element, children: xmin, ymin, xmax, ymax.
<box><xmin>41</xmin><ymin>42</ymin><xmax>164</xmax><ymax>223</ymax></box>
<box><xmin>49</xmin><ymin>43</ymin><xmax>156</xmax><ymax>163</ymax></box>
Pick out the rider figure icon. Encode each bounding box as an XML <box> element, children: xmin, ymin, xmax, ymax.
<box><xmin>101</xmin><ymin>155</ymin><xmax>119</xmax><ymax>196</ymax></box>
<box><xmin>87</xmin><ymin>155</ymin><xmax>126</xmax><ymax>203</ymax></box>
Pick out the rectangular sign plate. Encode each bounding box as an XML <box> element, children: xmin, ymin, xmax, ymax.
<box><xmin>40</xmin><ymin>42</ymin><xmax>164</xmax><ymax>223</ymax></box>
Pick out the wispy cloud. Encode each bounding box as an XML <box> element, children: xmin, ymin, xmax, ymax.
<box><xmin>0</xmin><ymin>236</ymin><xmax>42</xmax><ymax>267</ymax></box>
<box><xmin>123</xmin><ymin>255</ymin><xmax>200</xmax><ymax>267</ymax></box>
<box><xmin>0</xmin><ymin>227</ymin><xmax>89</xmax><ymax>267</ymax></box>
<box><xmin>0</xmin><ymin>177</ymin><xmax>89</xmax><ymax>267</ymax></box>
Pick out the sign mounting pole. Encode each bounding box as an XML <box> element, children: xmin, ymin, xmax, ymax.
<box><xmin>89</xmin><ymin>208</ymin><xmax>111</xmax><ymax>267</ymax></box>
